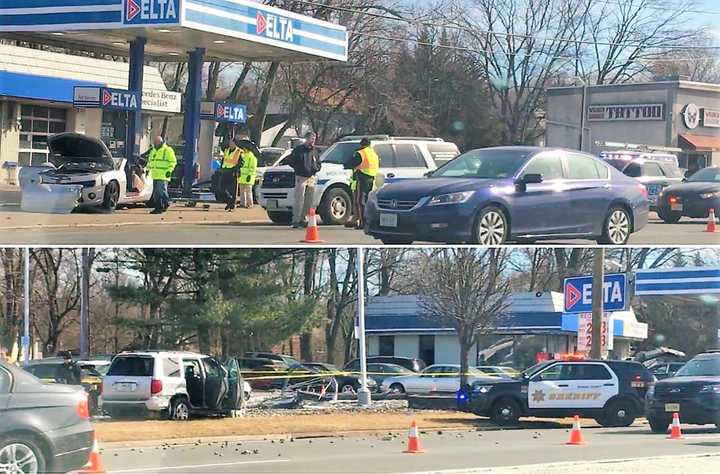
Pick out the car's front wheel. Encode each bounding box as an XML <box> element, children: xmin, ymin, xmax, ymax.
<box><xmin>0</xmin><ymin>437</ymin><xmax>46</xmax><ymax>474</ymax></box>
<box><xmin>388</xmin><ymin>383</ymin><xmax>405</xmax><ymax>394</ymax></box>
<box><xmin>102</xmin><ymin>180</ymin><xmax>120</xmax><ymax>211</ymax></box>
<box><xmin>648</xmin><ymin>416</ymin><xmax>670</xmax><ymax>433</ymax></box>
<box><xmin>658</xmin><ymin>209</ymin><xmax>682</xmax><ymax>224</ymax></box>
<box><xmin>340</xmin><ymin>383</ymin><xmax>357</xmax><ymax>394</ymax></box>
<box><xmin>319</xmin><ymin>187</ymin><xmax>352</xmax><ymax>225</ymax></box>
<box><xmin>267</xmin><ymin>211</ymin><xmax>292</xmax><ymax>225</ymax></box>
<box><xmin>597</xmin><ymin>206</ymin><xmax>631</xmax><ymax>245</ymax></box>
<box><xmin>473</xmin><ymin>206</ymin><xmax>509</xmax><ymax>245</ymax></box>
<box><xmin>490</xmin><ymin>398</ymin><xmax>521</xmax><ymax>426</ymax></box>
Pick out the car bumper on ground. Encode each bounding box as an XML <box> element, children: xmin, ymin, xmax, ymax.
<box><xmin>365</xmin><ymin>199</ymin><xmax>476</xmax><ymax>243</ymax></box>
<box><xmin>647</xmin><ymin>395</ymin><xmax>720</xmax><ymax>424</ymax></box>
<box><xmin>47</xmin><ymin>423</ymin><xmax>94</xmax><ymax>473</ymax></box>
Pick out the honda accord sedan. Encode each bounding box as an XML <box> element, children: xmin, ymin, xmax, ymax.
<box><xmin>365</xmin><ymin>147</ymin><xmax>649</xmax><ymax>245</ymax></box>
<box><xmin>656</xmin><ymin>167</ymin><xmax>720</xmax><ymax>224</ymax></box>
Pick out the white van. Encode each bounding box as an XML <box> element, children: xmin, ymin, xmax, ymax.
<box><xmin>257</xmin><ymin>136</ymin><xmax>460</xmax><ymax>225</ymax></box>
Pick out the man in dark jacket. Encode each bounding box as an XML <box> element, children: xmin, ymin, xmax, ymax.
<box><xmin>281</xmin><ymin>132</ymin><xmax>321</xmax><ymax>228</ymax></box>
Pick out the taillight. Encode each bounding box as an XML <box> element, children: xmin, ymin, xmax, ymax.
<box><xmin>151</xmin><ymin>379</ymin><xmax>163</xmax><ymax>395</ymax></box>
<box><xmin>639</xmin><ymin>184</ymin><xmax>648</xmax><ymax>199</ymax></box>
<box><xmin>668</xmin><ymin>195</ymin><xmax>678</xmax><ymax>204</ymax></box>
<box><xmin>77</xmin><ymin>396</ymin><xmax>90</xmax><ymax>420</ymax></box>
<box><xmin>631</xmin><ymin>373</ymin><xmax>646</xmax><ymax>388</ymax></box>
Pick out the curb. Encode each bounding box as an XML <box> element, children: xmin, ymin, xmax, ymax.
<box><xmin>0</xmin><ymin>219</ymin><xmax>270</xmax><ymax>231</ymax></box>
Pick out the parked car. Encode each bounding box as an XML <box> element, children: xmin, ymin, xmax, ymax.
<box><xmin>0</xmin><ymin>359</ymin><xmax>95</xmax><ymax>473</ymax></box>
<box><xmin>25</xmin><ymin>357</ymin><xmax>103</xmax><ymax>415</ymax></box>
<box><xmin>295</xmin><ymin>362</ymin><xmax>378</xmax><ymax>394</ymax></box>
<box><xmin>475</xmin><ymin>366</ymin><xmax>519</xmax><ymax>378</ymax></box>
<box><xmin>244</xmin><ymin>352</ymin><xmax>301</xmax><ymax>366</ymax></box>
<box><xmin>648</xmin><ymin>362</ymin><xmax>686</xmax><ymax>380</ymax></box>
<box><xmin>19</xmin><ymin>132</ymin><xmax>154</xmax><ymax>213</ymax></box>
<box><xmin>101</xmin><ymin>351</ymin><xmax>246</xmax><ymax>420</ymax></box>
<box><xmin>345</xmin><ymin>356</ymin><xmax>426</xmax><ymax>373</ymax></box>
<box><xmin>656</xmin><ymin>167</ymin><xmax>720</xmax><ymax>223</ymax></box>
<box><xmin>462</xmin><ymin>359</ymin><xmax>654</xmax><ymax>427</ymax></box>
<box><xmin>380</xmin><ymin>364</ymin><xmax>492</xmax><ymax>395</ymax></box>
<box><xmin>258</xmin><ymin>136</ymin><xmax>460</xmax><ymax>225</ymax></box>
<box><xmin>365</xmin><ymin>146</ymin><xmax>650</xmax><ymax>245</ymax></box>
<box><xmin>600</xmin><ymin>151</ymin><xmax>684</xmax><ymax>210</ymax></box>
<box><xmin>646</xmin><ymin>350</ymin><xmax>720</xmax><ymax>432</ymax></box>
<box><xmin>236</xmin><ymin>356</ymin><xmax>289</xmax><ymax>390</ymax></box>
<box><xmin>366</xmin><ymin>363</ymin><xmax>415</xmax><ymax>386</ymax></box>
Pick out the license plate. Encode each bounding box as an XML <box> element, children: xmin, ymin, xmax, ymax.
<box><xmin>115</xmin><ymin>382</ymin><xmax>136</xmax><ymax>392</ymax></box>
<box><xmin>379</xmin><ymin>213</ymin><xmax>398</xmax><ymax>228</ymax></box>
<box><xmin>665</xmin><ymin>403</ymin><xmax>680</xmax><ymax>412</ymax></box>
<box><xmin>671</xmin><ymin>204</ymin><xmax>683</xmax><ymax>211</ymax></box>
<box><xmin>267</xmin><ymin>199</ymin><xmax>279</xmax><ymax>209</ymax></box>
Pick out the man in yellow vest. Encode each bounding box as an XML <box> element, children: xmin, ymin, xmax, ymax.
<box><xmin>237</xmin><ymin>141</ymin><xmax>258</xmax><ymax>209</ymax></box>
<box><xmin>220</xmin><ymin>137</ymin><xmax>244</xmax><ymax>212</ymax></box>
<box><xmin>345</xmin><ymin>138</ymin><xmax>380</xmax><ymax>229</ymax></box>
<box><xmin>146</xmin><ymin>136</ymin><xmax>177</xmax><ymax>214</ymax></box>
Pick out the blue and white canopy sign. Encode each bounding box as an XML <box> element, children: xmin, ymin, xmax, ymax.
<box><xmin>200</xmin><ymin>102</ymin><xmax>247</xmax><ymax>123</ymax></box>
<box><xmin>563</xmin><ymin>274</ymin><xmax>627</xmax><ymax>313</ymax></box>
<box><xmin>73</xmin><ymin>87</ymin><xmax>140</xmax><ymax>112</ymax></box>
<box><xmin>125</xmin><ymin>0</ymin><xmax>181</xmax><ymax>25</ymax></box>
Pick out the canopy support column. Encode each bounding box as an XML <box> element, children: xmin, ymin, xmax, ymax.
<box><xmin>127</xmin><ymin>37</ymin><xmax>146</xmax><ymax>160</ymax></box>
<box><xmin>182</xmin><ymin>48</ymin><xmax>205</xmax><ymax>197</ymax></box>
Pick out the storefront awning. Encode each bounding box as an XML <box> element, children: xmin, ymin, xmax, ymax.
<box><xmin>679</xmin><ymin>133</ymin><xmax>720</xmax><ymax>151</ymax></box>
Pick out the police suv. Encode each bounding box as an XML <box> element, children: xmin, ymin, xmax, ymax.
<box><xmin>257</xmin><ymin>136</ymin><xmax>460</xmax><ymax>225</ymax></box>
<box><xmin>460</xmin><ymin>359</ymin><xmax>654</xmax><ymax>427</ymax></box>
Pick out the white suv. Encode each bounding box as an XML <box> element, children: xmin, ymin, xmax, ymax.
<box><xmin>101</xmin><ymin>351</ymin><xmax>249</xmax><ymax>420</ymax></box>
<box><xmin>257</xmin><ymin>136</ymin><xmax>460</xmax><ymax>225</ymax></box>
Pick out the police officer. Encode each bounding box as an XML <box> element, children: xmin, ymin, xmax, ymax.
<box><xmin>344</xmin><ymin>138</ymin><xmax>379</xmax><ymax>229</ymax></box>
<box><xmin>146</xmin><ymin>136</ymin><xmax>177</xmax><ymax>214</ymax></box>
<box><xmin>221</xmin><ymin>137</ymin><xmax>244</xmax><ymax>212</ymax></box>
<box><xmin>237</xmin><ymin>141</ymin><xmax>258</xmax><ymax>209</ymax></box>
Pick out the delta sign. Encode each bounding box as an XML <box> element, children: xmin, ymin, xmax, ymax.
<box><xmin>255</xmin><ymin>11</ymin><xmax>296</xmax><ymax>43</ymax></box>
<box><xmin>125</xmin><ymin>0</ymin><xmax>181</xmax><ymax>25</ymax></box>
<box><xmin>200</xmin><ymin>102</ymin><xmax>247</xmax><ymax>123</ymax></box>
<box><xmin>563</xmin><ymin>274</ymin><xmax>628</xmax><ymax>313</ymax></box>
<box><xmin>73</xmin><ymin>87</ymin><xmax>140</xmax><ymax>112</ymax></box>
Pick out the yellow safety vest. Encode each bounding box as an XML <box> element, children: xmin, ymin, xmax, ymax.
<box><xmin>222</xmin><ymin>147</ymin><xmax>243</xmax><ymax>169</ymax></box>
<box><xmin>356</xmin><ymin>147</ymin><xmax>380</xmax><ymax>177</ymax></box>
<box><xmin>239</xmin><ymin>150</ymin><xmax>258</xmax><ymax>184</ymax></box>
<box><xmin>147</xmin><ymin>144</ymin><xmax>177</xmax><ymax>182</ymax></box>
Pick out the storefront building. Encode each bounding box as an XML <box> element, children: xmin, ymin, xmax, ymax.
<box><xmin>545</xmin><ymin>79</ymin><xmax>720</xmax><ymax>172</ymax></box>
<box><xmin>0</xmin><ymin>44</ymin><xmax>181</xmax><ymax>185</ymax></box>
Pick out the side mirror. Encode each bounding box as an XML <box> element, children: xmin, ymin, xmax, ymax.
<box><xmin>424</xmin><ymin>170</ymin><xmax>434</xmax><ymax>178</ymax></box>
<box><xmin>522</xmin><ymin>173</ymin><xmax>544</xmax><ymax>185</ymax></box>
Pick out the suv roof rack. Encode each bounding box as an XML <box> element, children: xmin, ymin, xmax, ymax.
<box><xmin>338</xmin><ymin>135</ymin><xmax>445</xmax><ymax>143</ymax></box>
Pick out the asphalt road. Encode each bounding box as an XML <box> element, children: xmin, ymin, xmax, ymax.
<box><xmin>101</xmin><ymin>424</ymin><xmax>720</xmax><ymax>474</ymax></box>
<box><xmin>1</xmin><ymin>215</ymin><xmax>718</xmax><ymax>246</ymax></box>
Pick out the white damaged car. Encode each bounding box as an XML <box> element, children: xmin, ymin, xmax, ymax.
<box><xmin>19</xmin><ymin>133</ymin><xmax>153</xmax><ymax>213</ymax></box>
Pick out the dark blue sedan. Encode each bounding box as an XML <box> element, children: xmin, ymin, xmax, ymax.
<box><xmin>365</xmin><ymin>147</ymin><xmax>649</xmax><ymax>245</ymax></box>
<box><xmin>656</xmin><ymin>167</ymin><xmax>720</xmax><ymax>223</ymax></box>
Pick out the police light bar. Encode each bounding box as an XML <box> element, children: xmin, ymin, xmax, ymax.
<box><xmin>555</xmin><ymin>353</ymin><xmax>586</xmax><ymax>361</ymax></box>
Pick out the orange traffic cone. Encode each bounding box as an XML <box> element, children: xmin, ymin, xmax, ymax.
<box><xmin>78</xmin><ymin>436</ymin><xmax>106</xmax><ymax>474</ymax></box>
<box><xmin>668</xmin><ymin>412</ymin><xmax>683</xmax><ymax>439</ymax></box>
<box><xmin>302</xmin><ymin>208</ymin><xmax>325</xmax><ymax>244</ymax></box>
<box><xmin>566</xmin><ymin>415</ymin><xmax>585</xmax><ymax>445</ymax></box>
<box><xmin>403</xmin><ymin>420</ymin><xmax>425</xmax><ymax>454</ymax></box>
<box><xmin>705</xmin><ymin>208</ymin><xmax>718</xmax><ymax>233</ymax></box>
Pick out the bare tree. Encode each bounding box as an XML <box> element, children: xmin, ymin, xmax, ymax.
<box><xmin>415</xmin><ymin>249</ymin><xmax>512</xmax><ymax>388</ymax></box>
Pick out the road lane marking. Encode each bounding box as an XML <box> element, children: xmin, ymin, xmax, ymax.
<box><xmin>109</xmin><ymin>459</ymin><xmax>290</xmax><ymax>473</ymax></box>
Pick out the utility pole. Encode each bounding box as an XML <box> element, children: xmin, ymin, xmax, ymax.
<box><xmin>590</xmin><ymin>248</ymin><xmax>605</xmax><ymax>359</ymax></box>
<box><xmin>579</xmin><ymin>83</ymin><xmax>588</xmax><ymax>151</ymax></box>
<box><xmin>356</xmin><ymin>247</ymin><xmax>371</xmax><ymax>407</ymax></box>
<box><xmin>80</xmin><ymin>248</ymin><xmax>94</xmax><ymax>360</ymax></box>
<box><xmin>23</xmin><ymin>248</ymin><xmax>30</xmax><ymax>365</ymax></box>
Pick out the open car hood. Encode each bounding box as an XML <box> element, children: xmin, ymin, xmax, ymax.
<box><xmin>48</xmin><ymin>133</ymin><xmax>115</xmax><ymax>170</ymax></box>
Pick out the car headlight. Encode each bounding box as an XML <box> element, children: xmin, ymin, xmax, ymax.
<box><xmin>472</xmin><ymin>385</ymin><xmax>492</xmax><ymax>394</ymax></box>
<box><xmin>700</xmin><ymin>191</ymin><xmax>720</xmax><ymax>199</ymax></box>
<box><xmin>700</xmin><ymin>384</ymin><xmax>720</xmax><ymax>393</ymax></box>
<box><xmin>427</xmin><ymin>191</ymin><xmax>475</xmax><ymax>206</ymax></box>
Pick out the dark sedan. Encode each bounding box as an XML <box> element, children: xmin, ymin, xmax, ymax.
<box><xmin>0</xmin><ymin>360</ymin><xmax>95</xmax><ymax>474</ymax></box>
<box><xmin>656</xmin><ymin>167</ymin><xmax>720</xmax><ymax>223</ymax></box>
<box><xmin>365</xmin><ymin>147</ymin><xmax>649</xmax><ymax>245</ymax></box>
<box><xmin>287</xmin><ymin>363</ymin><xmax>378</xmax><ymax>394</ymax></box>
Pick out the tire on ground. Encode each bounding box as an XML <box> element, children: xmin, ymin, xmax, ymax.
<box><xmin>318</xmin><ymin>187</ymin><xmax>352</xmax><ymax>225</ymax></box>
<box><xmin>490</xmin><ymin>397</ymin><xmax>521</xmax><ymax>426</ymax></box>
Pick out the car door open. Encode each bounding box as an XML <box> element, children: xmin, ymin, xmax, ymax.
<box><xmin>202</xmin><ymin>357</ymin><xmax>229</xmax><ymax>411</ymax></box>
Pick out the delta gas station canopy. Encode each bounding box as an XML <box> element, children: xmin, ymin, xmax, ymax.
<box><xmin>0</xmin><ymin>0</ymin><xmax>348</xmax><ymax>195</ymax></box>
<box><xmin>0</xmin><ymin>0</ymin><xmax>348</xmax><ymax>62</ymax></box>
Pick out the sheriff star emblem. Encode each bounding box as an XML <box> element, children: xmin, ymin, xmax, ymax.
<box><xmin>532</xmin><ymin>390</ymin><xmax>546</xmax><ymax>403</ymax></box>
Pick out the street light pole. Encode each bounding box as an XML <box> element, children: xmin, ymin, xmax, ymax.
<box><xmin>590</xmin><ymin>248</ymin><xmax>605</xmax><ymax>359</ymax></box>
<box><xmin>80</xmin><ymin>248</ymin><xmax>93</xmax><ymax>360</ymax></box>
<box><xmin>356</xmin><ymin>247</ymin><xmax>371</xmax><ymax>407</ymax></box>
<box><xmin>579</xmin><ymin>83</ymin><xmax>588</xmax><ymax>151</ymax></box>
<box><xmin>23</xmin><ymin>248</ymin><xmax>30</xmax><ymax>365</ymax></box>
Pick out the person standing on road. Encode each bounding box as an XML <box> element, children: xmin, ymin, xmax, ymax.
<box><xmin>146</xmin><ymin>136</ymin><xmax>177</xmax><ymax>214</ymax></box>
<box><xmin>237</xmin><ymin>140</ymin><xmax>258</xmax><ymax>209</ymax></box>
<box><xmin>221</xmin><ymin>138</ymin><xmax>244</xmax><ymax>212</ymax></box>
<box><xmin>344</xmin><ymin>138</ymin><xmax>379</xmax><ymax>229</ymax></box>
<box><xmin>281</xmin><ymin>132</ymin><xmax>321</xmax><ymax>228</ymax></box>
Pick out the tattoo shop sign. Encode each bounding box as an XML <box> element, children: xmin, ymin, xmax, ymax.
<box><xmin>588</xmin><ymin>103</ymin><xmax>665</xmax><ymax>122</ymax></box>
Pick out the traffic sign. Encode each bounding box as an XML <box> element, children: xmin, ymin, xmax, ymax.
<box><xmin>563</xmin><ymin>274</ymin><xmax>627</xmax><ymax>313</ymax></box>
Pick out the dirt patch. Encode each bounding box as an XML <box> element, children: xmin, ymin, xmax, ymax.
<box><xmin>93</xmin><ymin>411</ymin><xmax>483</xmax><ymax>443</ymax></box>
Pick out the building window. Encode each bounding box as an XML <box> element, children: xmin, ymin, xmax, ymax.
<box><xmin>419</xmin><ymin>335</ymin><xmax>435</xmax><ymax>366</ymax></box>
<box><xmin>378</xmin><ymin>336</ymin><xmax>394</xmax><ymax>356</ymax></box>
<box><xmin>19</xmin><ymin>105</ymin><xmax>67</xmax><ymax>166</ymax></box>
